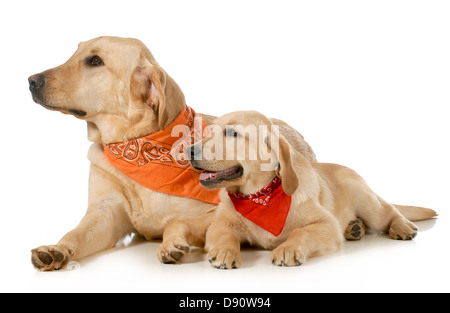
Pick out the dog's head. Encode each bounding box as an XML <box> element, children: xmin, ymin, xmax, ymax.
<box><xmin>189</xmin><ymin>111</ymin><xmax>315</xmax><ymax>196</ymax></box>
<box><xmin>28</xmin><ymin>36</ymin><xmax>185</xmax><ymax>143</ymax></box>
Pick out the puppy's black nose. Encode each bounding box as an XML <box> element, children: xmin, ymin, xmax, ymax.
<box><xmin>28</xmin><ymin>74</ymin><xmax>45</xmax><ymax>90</ymax></box>
<box><xmin>187</xmin><ymin>144</ymin><xmax>202</xmax><ymax>161</ymax></box>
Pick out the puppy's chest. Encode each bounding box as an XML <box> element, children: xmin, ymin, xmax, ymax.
<box><xmin>235</xmin><ymin>199</ymin><xmax>308</xmax><ymax>250</ymax></box>
<box><xmin>241</xmin><ymin>219</ymin><xmax>290</xmax><ymax>250</ymax></box>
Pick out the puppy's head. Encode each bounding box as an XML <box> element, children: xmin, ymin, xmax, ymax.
<box><xmin>28</xmin><ymin>36</ymin><xmax>184</xmax><ymax>142</ymax></box>
<box><xmin>190</xmin><ymin>111</ymin><xmax>303</xmax><ymax>195</ymax></box>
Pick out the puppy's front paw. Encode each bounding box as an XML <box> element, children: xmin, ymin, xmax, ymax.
<box><xmin>271</xmin><ymin>244</ymin><xmax>305</xmax><ymax>267</ymax></box>
<box><xmin>389</xmin><ymin>218</ymin><xmax>418</xmax><ymax>241</ymax></box>
<box><xmin>208</xmin><ymin>246</ymin><xmax>241</xmax><ymax>269</ymax></box>
<box><xmin>31</xmin><ymin>245</ymin><xmax>74</xmax><ymax>271</ymax></box>
<box><xmin>157</xmin><ymin>238</ymin><xmax>190</xmax><ymax>264</ymax></box>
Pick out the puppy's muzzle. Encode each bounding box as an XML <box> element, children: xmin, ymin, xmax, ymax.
<box><xmin>187</xmin><ymin>144</ymin><xmax>201</xmax><ymax>160</ymax></box>
<box><xmin>187</xmin><ymin>144</ymin><xmax>204</xmax><ymax>170</ymax></box>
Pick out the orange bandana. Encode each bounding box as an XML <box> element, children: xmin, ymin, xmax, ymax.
<box><xmin>228</xmin><ymin>177</ymin><xmax>292</xmax><ymax>236</ymax></box>
<box><xmin>103</xmin><ymin>106</ymin><xmax>220</xmax><ymax>204</ymax></box>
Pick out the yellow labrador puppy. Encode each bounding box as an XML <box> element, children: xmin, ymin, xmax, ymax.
<box><xmin>189</xmin><ymin>111</ymin><xmax>437</xmax><ymax>269</ymax></box>
<box><xmin>28</xmin><ymin>36</ymin><xmax>316</xmax><ymax>270</ymax></box>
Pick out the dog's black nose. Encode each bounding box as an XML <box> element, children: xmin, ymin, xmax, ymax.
<box><xmin>28</xmin><ymin>74</ymin><xmax>45</xmax><ymax>90</ymax></box>
<box><xmin>187</xmin><ymin>144</ymin><xmax>202</xmax><ymax>161</ymax></box>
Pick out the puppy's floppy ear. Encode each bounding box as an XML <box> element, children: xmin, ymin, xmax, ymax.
<box><xmin>130</xmin><ymin>59</ymin><xmax>170</xmax><ymax>129</ymax></box>
<box><xmin>271</xmin><ymin>134</ymin><xmax>299</xmax><ymax>195</ymax></box>
<box><xmin>268</xmin><ymin>130</ymin><xmax>319</xmax><ymax>199</ymax></box>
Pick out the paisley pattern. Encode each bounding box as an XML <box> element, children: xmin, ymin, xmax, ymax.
<box><xmin>101</xmin><ymin>106</ymin><xmax>221</xmax><ymax>205</ymax></box>
<box><xmin>104</xmin><ymin>106</ymin><xmax>197</xmax><ymax>169</ymax></box>
<box><xmin>141</xmin><ymin>142</ymin><xmax>173</xmax><ymax>164</ymax></box>
<box><xmin>229</xmin><ymin>177</ymin><xmax>282</xmax><ymax>207</ymax></box>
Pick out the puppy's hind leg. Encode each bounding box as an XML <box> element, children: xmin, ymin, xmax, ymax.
<box><xmin>357</xmin><ymin>194</ymin><xmax>418</xmax><ymax>241</ymax></box>
<box><xmin>344</xmin><ymin>218</ymin><xmax>366</xmax><ymax>241</ymax></box>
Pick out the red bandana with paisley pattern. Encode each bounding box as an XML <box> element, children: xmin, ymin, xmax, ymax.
<box><xmin>103</xmin><ymin>106</ymin><xmax>220</xmax><ymax>204</ymax></box>
<box><xmin>228</xmin><ymin>177</ymin><xmax>292</xmax><ymax>236</ymax></box>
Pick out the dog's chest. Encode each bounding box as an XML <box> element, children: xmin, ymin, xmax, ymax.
<box><xmin>242</xmin><ymin>219</ymin><xmax>289</xmax><ymax>249</ymax></box>
<box><xmin>88</xmin><ymin>143</ymin><xmax>214</xmax><ymax>238</ymax></box>
<box><xmin>130</xmin><ymin>185</ymin><xmax>212</xmax><ymax>238</ymax></box>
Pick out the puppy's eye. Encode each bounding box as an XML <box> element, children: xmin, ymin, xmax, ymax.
<box><xmin>225</xmin><ymin>127</ymin><xmax>239</xmax><ymax>138</ymax></box>
<box><xmin>89</xmin><ymin>56</ymin><xmax>104</xmax><ymax>66</ymax></box>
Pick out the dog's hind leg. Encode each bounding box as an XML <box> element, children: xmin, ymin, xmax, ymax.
<box><xmin>356</xmin><ymin>192</ymin><xmax>418</xmax><ymax>241</ymax></box>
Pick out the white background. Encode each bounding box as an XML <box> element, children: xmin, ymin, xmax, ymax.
<box><xmin>0</xmin><ymin>0</ymin><xmax>449</xmax><ymax>293</ymax></box>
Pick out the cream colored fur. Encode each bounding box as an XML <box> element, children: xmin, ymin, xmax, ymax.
<box><xmin>29</xmin><ymin>36</ymin><xmax>316</xmax><ymax>270</ymax></box>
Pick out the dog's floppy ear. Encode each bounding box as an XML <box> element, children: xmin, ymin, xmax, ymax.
<box><xmin>130</xmin><ymin>58</ymin><xmax>185</xmax><ymax>129</ymax></box>
<box><xmin>130</xmin><ymin>59</ymin><xmax>168</xmax><ymax>129</ymax></box>
<box><xmin>271</xmin><ymin>133</ymin><xmax>299</xmax><ymax>195</ymax></box>
<box><xmin>268</xmin><ymin>129</ymin><xmax>319</xmax><ymax>199</ymax></box>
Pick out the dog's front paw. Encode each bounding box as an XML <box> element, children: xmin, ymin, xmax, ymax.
<box><xmin>157</xmin><ymin>238</ymin><xmax>190</xmax><ymax>264</ymax></box>
<box><xmin>208</xmin><ymin>246</ymin><xmax>241</xmax><ymax>269</ymax></box>
<box><xmin>31</xmin><ymin>245</ymin><xmax>74</xmax><ymax>271</ymax></box>
<box><xmin>389</xmin><ymin>218</ymin><xmax>418</xmax><ymax>240</ymax></box>
<box><xmin>271</xmin><ymin>244</ymin><xmax>305</xmax><ymax>267</ymax></box>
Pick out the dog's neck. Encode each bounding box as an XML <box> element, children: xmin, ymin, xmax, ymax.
<box><xmin>86</xmin><ymin>110</ymin><xmax>161</xmax><ymax>144</ymax></box>
<box><xmin>231</xmin><ymin>171</ymin><xmax>277</xmax><ymax>196</ymax></box>
<box><xmin>87</xmin><ymin>75</ymin><xmax>185</xmax><ymax>144</ymax></box>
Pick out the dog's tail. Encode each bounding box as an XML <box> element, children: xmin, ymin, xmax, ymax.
<box><xmin>394</xmin><ymin>204</ymin><xmax>438</xmax><ymax>221</ymax></box>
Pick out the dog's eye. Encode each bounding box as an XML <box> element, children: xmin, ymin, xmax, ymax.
<box><xmin>89</xmin><ymin>56</ymin><xmax>104</xmax><ymax>67</ymax></box>
<box><xmin>225</xmin><ymin>127</ymin><xmax>239</xmax><ymax>138</ymax></box>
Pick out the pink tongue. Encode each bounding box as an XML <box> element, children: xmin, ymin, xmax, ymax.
<box><xmin>200</xmin><ymin>172</ymin><xmax>219</xmax><ymax>181</ymax></box>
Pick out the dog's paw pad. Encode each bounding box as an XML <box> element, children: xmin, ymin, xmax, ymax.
<box><xmin>31</xmin><ymin>245</ymin><xmax>72</xmax><ymax>271</ymax></box>
<box><xmin>344</xmin><ymin>218</ymin><xmax>366</xmax><ymax>241</ymax></box>
<box><xmin>157</xmin><ymin>238</ymin><xmax>190</xmax><ymax>264</ymax></box>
